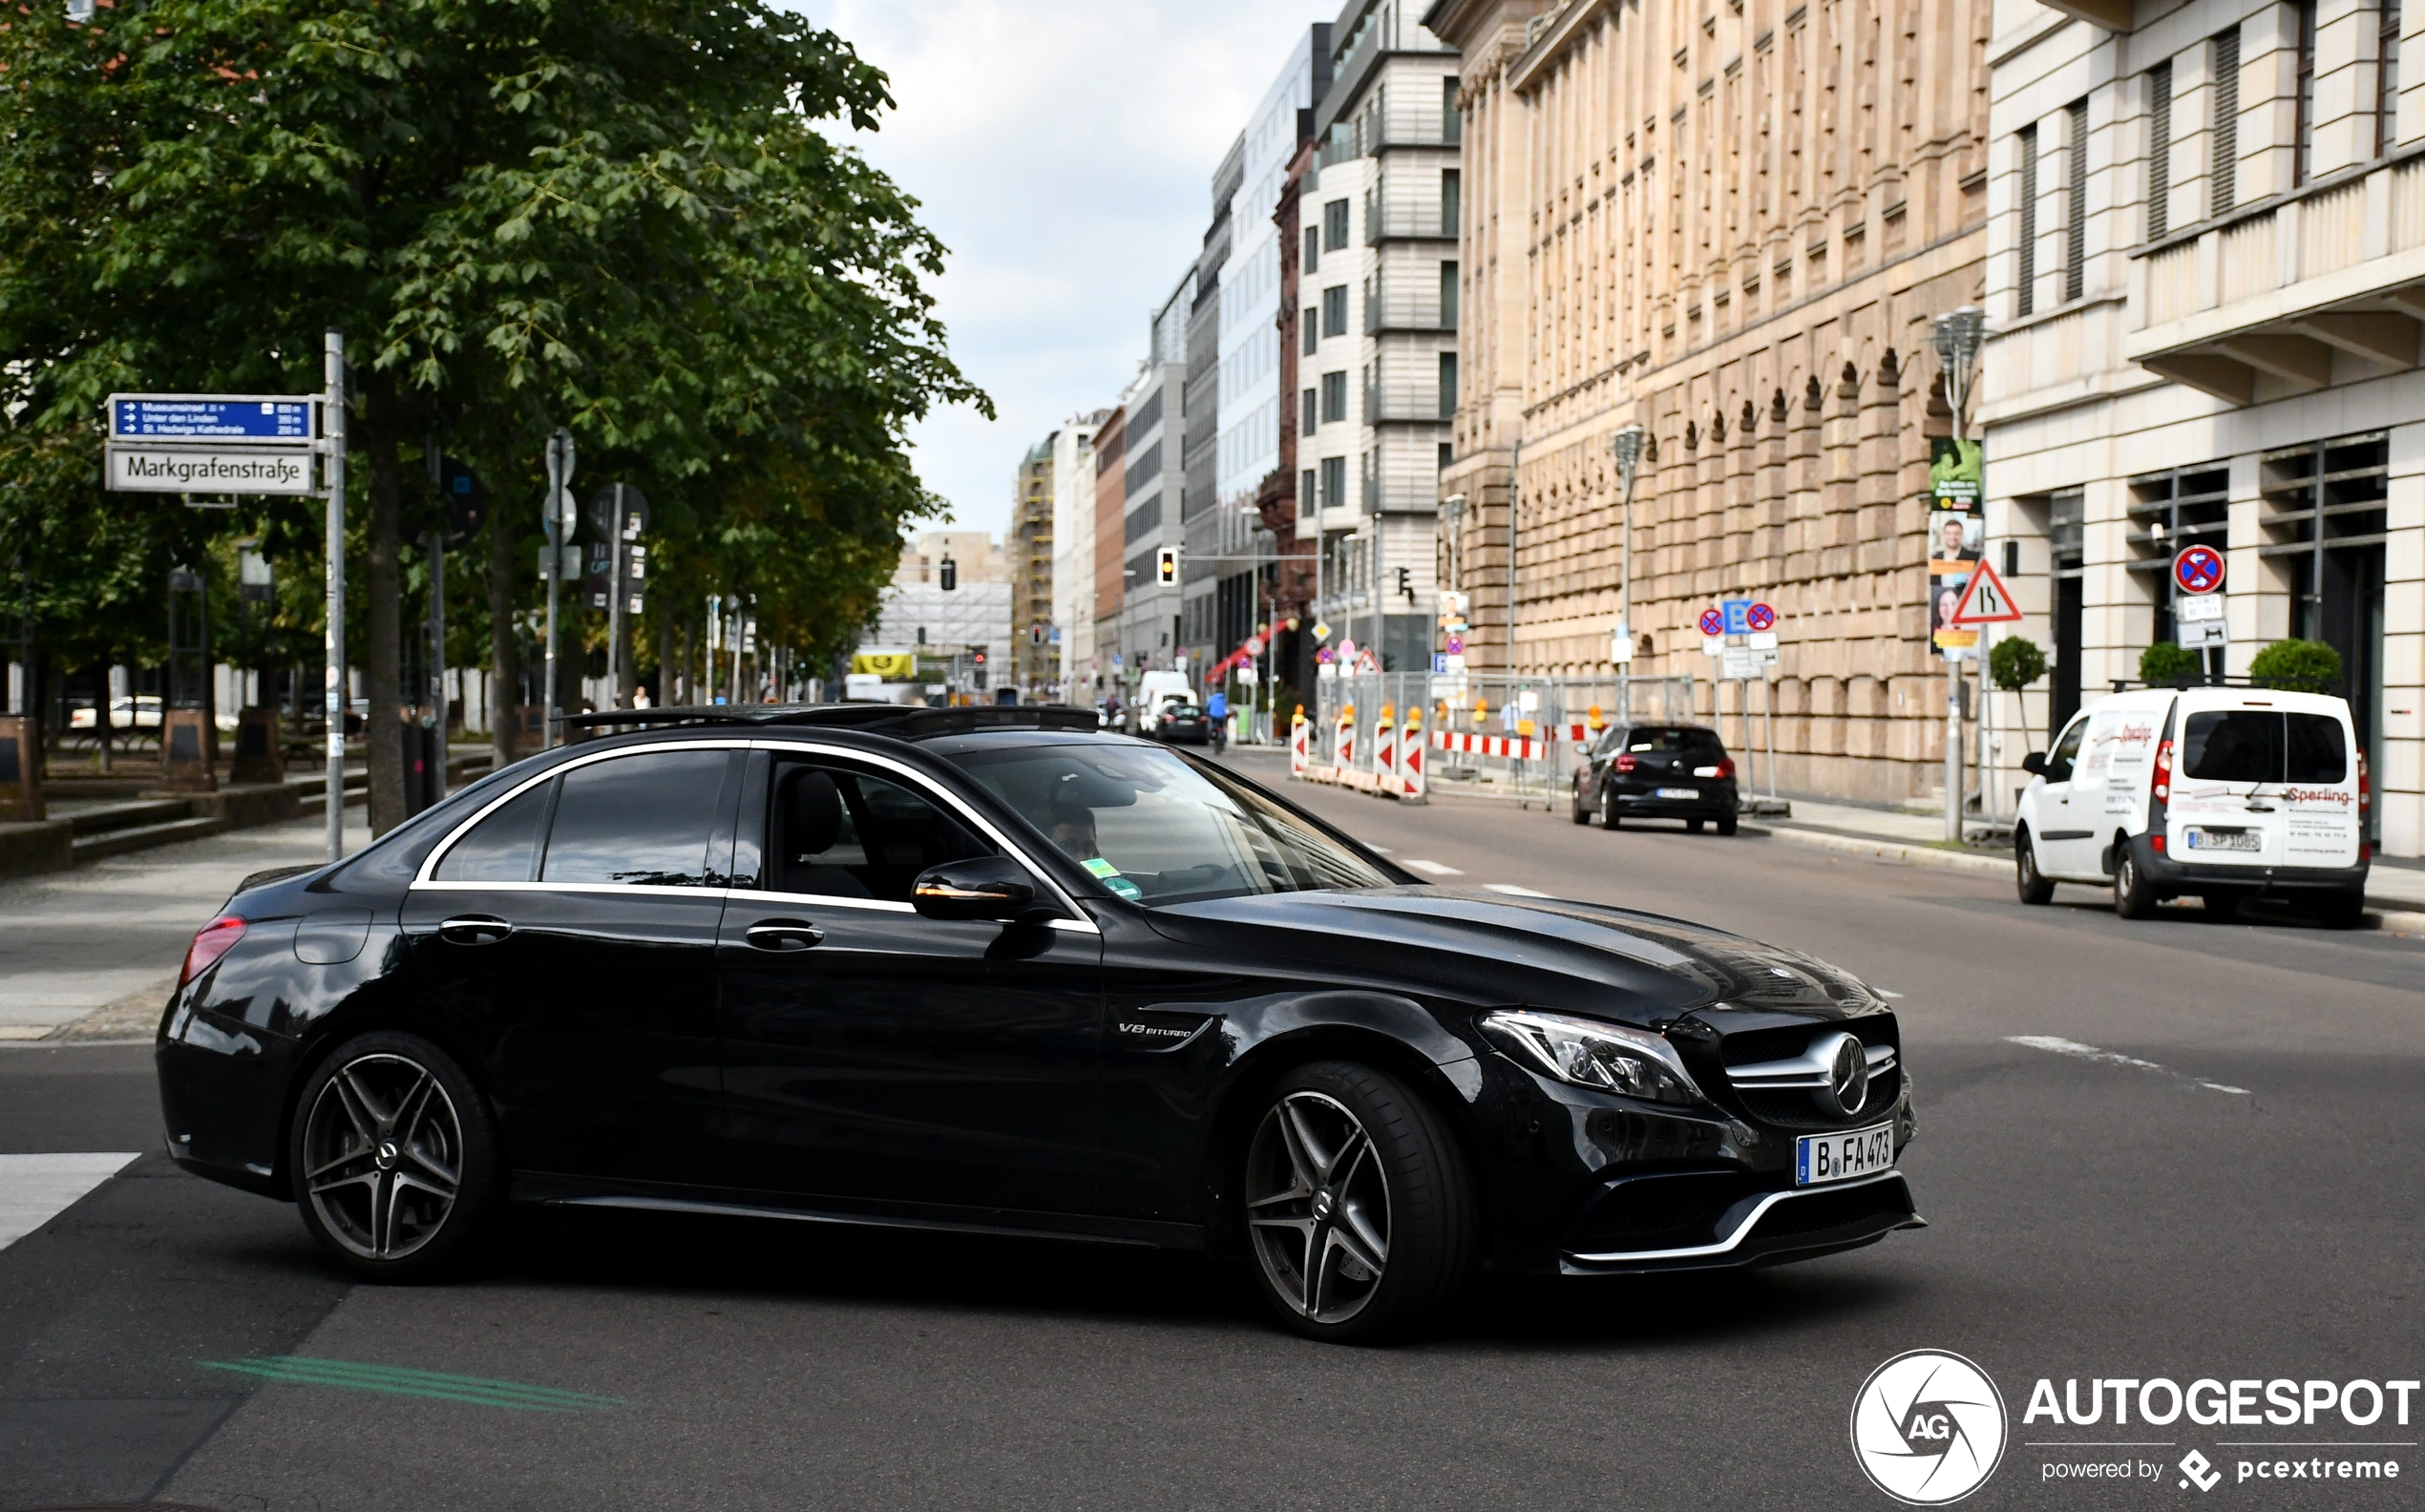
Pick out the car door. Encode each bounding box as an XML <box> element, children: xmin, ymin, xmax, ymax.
<box><xmin>2035</xmin><ymin>712</ymin><xmax>2103</xmax><ymax>878</ymax></box>
<box><xmin>404</xmin><ymin>744</ymin><xmax>743</xmax><ymax>1186</ymax></box>
<box><xmin>715</xmin><ymin>748</ymin><xmax>1104</xmax><ymax>1217</ymax></box>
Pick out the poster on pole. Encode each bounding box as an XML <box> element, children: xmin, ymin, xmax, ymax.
<box><xmin>1928</xmin><ymin>435</ymin><xmax>1985</xmax><ymax>659</ymax></box>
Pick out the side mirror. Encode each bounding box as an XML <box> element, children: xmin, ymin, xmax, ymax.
<box><xmin>2021</xmin><ymin>751</ymin><xmax>2048</xmax><ymax>777</ymax></box>
<box><xmin>913</xmin><ymin>856</ymin><xmax>1041</xmax><ymax>921</ymax></box>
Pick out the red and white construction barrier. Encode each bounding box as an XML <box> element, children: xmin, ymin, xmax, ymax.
<box><xmin>1429</xmin><ymin>729</ymin><xmax>1549</xmax><ymax>761</ymax></box>
<box><xmin>1290</xmin><ymin>713</ymin><xmax>1309</xmax><ymax>776</ymax></box>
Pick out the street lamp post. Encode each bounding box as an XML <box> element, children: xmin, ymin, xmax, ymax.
<box><xmin>542</xmin><ymin>430</ymin><xmax>575</xmax><ymax>746</ymax></box>
<box><xmin>1611</xmin><ymin>426</ymin><xmax>1645</xmax><ymax>722</ymax></box>
<box><xmin>1931</xmin><ymin>306</ymin><xmax>1986</xmax><ymax>846</ymax></box>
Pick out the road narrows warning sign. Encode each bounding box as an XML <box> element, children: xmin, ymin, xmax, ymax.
<box><xmin>1949</xmin><ymin>560</ymin><xmax>2023</xmax><ymax>626</ymax></box>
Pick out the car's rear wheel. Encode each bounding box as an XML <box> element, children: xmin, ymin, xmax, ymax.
<box><xmin>2015</xmin><ymin>830</ymin><xmax>2056</xmax><ymax>905</ymax></box>
<box><xmin>1240</xmin><ymin>1061</ymin><xmax>1474</xmax><ymax>1344</ymax></box>
<box><xmin>2313</xmin><ymin>890</ymin><xmax>2366</xmax><ymax>930</ymax></box>
<box><xmin>2112</xmin><ymin>845</ymin><xmax>2161</xmax><ymax>919</ymax></box>
<box><xmin>290</xmin><ymin>1031</ymin><xmax>502</xmax><ymax>1282</ymax></box>
<box><xmin>1717</xmin><ymin>813</ymin><xmax>1740</xmax><ymax>836</ymax></box>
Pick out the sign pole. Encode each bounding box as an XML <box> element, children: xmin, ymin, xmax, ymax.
<box><xmin>607</xmin><ymin>484</ymin><xmax>625</xmax><ymax>708</ymax></box>
<box><xmin>429</xmin><ymin>533</ymin><xmax>446</xmax><ymax>801</ymax></box>
<box><xmin>322</xmin><ymin>330</ymin><xmax>347</xmax><ymax>864</ymax></box>
<box><xmin>542</xmin><ymin>432</ymin><xmax>567</xmax><ymax>746</ymax></box>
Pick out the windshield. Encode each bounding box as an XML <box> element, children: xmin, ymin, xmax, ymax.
<box><xmin>943</xmin><ymin>742</ymin><xmax>1394</xmax><ymax>905</ymax></box>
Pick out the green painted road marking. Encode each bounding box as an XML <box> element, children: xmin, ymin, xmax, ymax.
<box><xmin>200</xmin><ymin>1355</ymin><xmax>626</xmax><ymax>1413</ymax></box>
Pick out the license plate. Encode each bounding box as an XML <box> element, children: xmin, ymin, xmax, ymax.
<box><xmin>2186</xmin><ymin>829</ymin><xmax>2261</xmax><ymax>852</ymax></box>
<box><xmin>1795</xmin><ymin>1122</ymin><xmax>1896</xmax><ymax>1186</ymax></box>
<box><xmin>1655</xmin><ymin>787</ymin><xmax>1699</xmax><ymax>799</ymax></box>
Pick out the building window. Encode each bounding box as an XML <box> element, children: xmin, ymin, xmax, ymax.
<box><xmin>2148</xmin><ymin>61</ymin><xmax>2172</xmax><ymax>240</ymax></box>
<box><xmin>2212</xmin><ymin>27</ymin><xmax>2240</xmax><ymax>215</ymax></box>
<box><xmin>1319</xmin><ymin>455</ymin><xmax>1346</xmax><ymax>511</ymax></box>
<box><xmin>1320</xmin><ymin>370</ymin><xmax>1348</xmax><ymax>424</ymax></box>
<box><xmin>1443</xmin><ymin>76</ymin><xmax>1462</xmax><ymax>145</ymax></box>
<box><xmin>2065</xmin><ymin>98</ymin><xmax>2089</xmax><ymax>303</ymax></box>
<box><xmin>1439</xmin><ymin>442</ymin><xmax>1454</xmax><ymax>471</ymax></box>
<box><xmin>1442</xmin><ymin>169</ymin><xmax>1462</xmax><ymax>235</ymax></box>
<box><xmin>1438</xmin><ymin>351</ymin><xmax>1458</xmax><ymax>418</ymax></box>
<box><xmin>1303</xmin><ymin>224</ymin><xmax>1319</xmax><ymax>275</ymax></box>
<box><xmin>2017</xmin><ymin>123</ymin><xmax>2039</xmax><ymax>317</ymax></box>
<box><xmin>1323</xmin><ymin>199</ymin><xmax>1351</xmax><ymax>251</ymax></box>
<box><xmin>1440</xmin><ymin>260</ymin><xmax>1460</xmax><ymax>327</ymax></box>
<box><xmin>2295</xmin><ymin>0</ymin><xmax>2318</xmax><ymax>183</ymax></box>
<box><xmin>1360</xmin><ymin>451</ymin><xmax>1378</xmax><ymax>514</ymax></box>
<box><xmin>1300</xmin><ymin>468</ymin><xmax>1317</xmax><ymax>518</ymax></box>
<box><xmin>1321</xmin><ymin>284</ymin><xmax>1348</xmax><ymax>338</ymax></box>
<box><xmin>2381</xmin><ymin>2</ymin><xmax>2403</xmax><ymax>156</ymax></box>
<box><xmin>1301</xmin><ymin>387</ymin><xmax>1318</xmax><ymax>436</ymax></box>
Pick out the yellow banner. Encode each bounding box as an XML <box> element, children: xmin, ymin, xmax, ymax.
<box><xmin>852</xmin><ymin>650</ymin><xmax>917</xmax><ymax>681</ymax></box>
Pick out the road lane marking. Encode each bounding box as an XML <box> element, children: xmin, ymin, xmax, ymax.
<box><xmin>199</xmin><ymin>1356</ymin><xmax>627</xmax><ymax>1412</ymax></box>
<box><xmin>2004</xmin><ymin>1036</ymin><xmax>2251</xmax><ymax>1095</ymax></box>
<box><xmin>1484</xmin><ymin>883</ymin><xmax>1551</xmax><ymax>897</ymax></box>
<box><xmin>1402</xmin><ymin>859</ymin><xmax>1464</xmax><ymax>876</ymax></box>
<box><xmin>0</xmin><ymin>1152</ymin><xmax>140</xmax><ymax>1250</ymax></box>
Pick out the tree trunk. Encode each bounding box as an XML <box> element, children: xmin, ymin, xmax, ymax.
<box><xmin>92</xmin><ymin>662</ymin><xmax>111</xmax><ymax>775</ymax></box>
<box><xmin>488</xmin><ymin>511</ymin><xmax>519</xmax><ymax>766</ymax></box>
<box><xmin>362</xmin><ymin>411</ymin><xmax>406</xmax><ymax>835</ymax></box>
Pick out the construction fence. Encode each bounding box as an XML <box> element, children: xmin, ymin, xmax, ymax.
<box><xmin>1296</xmin><ymin>669</ymin><xmax>1791</xmax><ymax>808</ymax></box>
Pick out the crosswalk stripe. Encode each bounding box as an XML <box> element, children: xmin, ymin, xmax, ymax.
<box><xmin>0</xmin><ymin>1152</ymin><xmax>140</xmax><ymax>1251</ymax></box>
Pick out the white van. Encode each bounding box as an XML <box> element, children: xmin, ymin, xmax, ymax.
<box><xmin>1133</xmin><ymin>671</ymin><xmax>1196</xmax><ymax>735</ymax></box>
<box><xmin>2014</xmin><ymin>684</ymin><xmax>2369</xmax><ymax>924</ymax></box>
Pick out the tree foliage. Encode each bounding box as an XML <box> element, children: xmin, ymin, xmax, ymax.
<box><xmin>2139</xmin><ymin>641</ymin><xmax>2204</xmax><ymax>684</ymax></box>
<box><xmin>1989</xmin><ymin>635</ymin><xmax>2046</xmax><ymax>694</ymax></box>
<box><xmin>2247</xmin><ymin>638</ymin><xmax>2343</xmax><ymax>690</ymax></box>
<box><xmin>0</xmin><ymin>0</ymin><xmax>980</xmax><ymax>781</ymax></box>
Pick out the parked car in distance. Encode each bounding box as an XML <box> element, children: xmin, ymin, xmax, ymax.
<box><xmin>2014</xmin><ymin>682</ymin><xmax>2368</xmax><ymax>925</ymax></box>
<box><xmin>1573</xmin><ymin>724</ymin><xmax>1741</xmax><ymax>833</ymax></box>
<box><xmin>1149</xmin><ymin>703</ymin><xmax>1213</xmax><ymax>745</ymax></box>
<box><xmin>69</xmin><ymin>695</ymin><xmax>163</xmax><ymax>731</ymax></box>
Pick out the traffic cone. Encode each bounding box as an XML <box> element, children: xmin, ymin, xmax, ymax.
<box><xmin>1374</xmin><ymin>704</ymin><xmax>1396</xmax><ymax>796</ymax></box>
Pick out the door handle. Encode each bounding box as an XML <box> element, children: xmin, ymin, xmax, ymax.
<box><xmin>437</xmin><ymin>914</ymin><xmax>512</xmax><ymax>947</ymax></box>
<box><xmin>745</xmin><ymin>919</ymin><xmax>825</xmax><ymax>952</ymax></box>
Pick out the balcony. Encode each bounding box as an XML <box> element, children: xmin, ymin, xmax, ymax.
<box><xmin>2124</xmin><ymin>153</ymin><xmax>2425</xmax><ymax>405</ymax></box>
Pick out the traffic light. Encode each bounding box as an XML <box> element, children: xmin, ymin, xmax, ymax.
<box><xmin>1156</xmin><ymin>547</ymin><xmax>1179</xmax><ymax>586</ymax></box>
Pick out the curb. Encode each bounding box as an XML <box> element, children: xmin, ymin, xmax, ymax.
<box><xmin>1761</xmin><ymin>824</ymin><xmax>2013</xmax><ymax>876</ymax></box>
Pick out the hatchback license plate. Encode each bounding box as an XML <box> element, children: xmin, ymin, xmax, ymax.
<box><xmin>2186</xmin><ymin>829</ymin><xmax>2261</xmax><ymax>852</ymax></box>
<box><xmin>1655</xmin><ymin>787</ymin><xmax>1699</xmax><ymax>799</ymax></box>
<box><xmin>1795</xmin><ymin>1122</ymin><xmax>1895</xmax><ymax>1186</ymax></box>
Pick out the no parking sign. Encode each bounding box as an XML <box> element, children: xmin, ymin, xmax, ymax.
<box><xmin>2173</xmin><ymin>545</ymin><xmax>2225</xmax><ymax>596</ymax></box>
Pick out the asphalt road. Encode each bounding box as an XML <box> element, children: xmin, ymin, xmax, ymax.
<box><xmin>2</xmin><ymin>752</ymin><xmax>2419</xmax><ymax>1510</ymax></box>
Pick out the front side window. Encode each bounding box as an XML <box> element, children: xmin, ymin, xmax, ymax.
<box><xmin>540</xmin><ymin>749</ymin><xmax>735</xmax><ymax>887</ymax></box>
<box><xmin>2048</xmin><ymin>716</ymin><xmax>2088</xmax><ymax>780</ymax></box>
<box><xmin>945</xmin><ymin>744</ymin><xmax>1392</xmax><ymax>906</ymax></box>
<box><xmin>769</xmin><ymin>762</ymin><xmax>992</xmax><ymax>903</ymax></box>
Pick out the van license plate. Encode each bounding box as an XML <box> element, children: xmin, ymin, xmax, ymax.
<box><xmin>2187</xmin><ymin>829</ymin><xmax>2261</xmax><ymax>852</ymax></box>
<box><xmin>1796</xmin><ymin>1123</ymin><xmax>1896</xmax><ymax>1186</ymax></box>
<box><xmin>1655</xmin><ymin>787</ymin><xmax>1699</xmax><ymax>799</ymax></box>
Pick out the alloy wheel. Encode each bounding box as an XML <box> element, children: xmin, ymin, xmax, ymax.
<box><xmin>1245</xmin><ymin>1090</ymin><xmax>1392</xmax><ymax>1325</ymax></box>
<box><xmin>300</xmin><ymin>1052</ymin><xmax>464</xmax><ymax>1261</ymax></box>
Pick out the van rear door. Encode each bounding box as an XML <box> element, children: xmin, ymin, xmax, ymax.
<box><xmin>2169</xmin><ymin>700</ymin><xmax>2361</xmax><ymax>871</ymax></box>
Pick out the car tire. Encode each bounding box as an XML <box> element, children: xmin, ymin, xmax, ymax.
<box><xmin>1601</xmin><ymin>788</ymin><xmax>1620</xmax><ymax>830</ymax></box>
<box><xmin>1571</xmin><ymin>782</ymin><xmax>1591</xmax><ymax>825</ymax></box>
<box><xmin>288</xmin><ymin>1030</ymin><xmax>504</xmax><ymax>1283</ymax></box>
<box><xmin>2112</xmin><ymin>845</ymin><xmax>2161</xmax><ymax>920</ymax></box>
<box><xmin>2015</xmin><ymin>830</ymin><xmax>2056</xmax><ymax>906</ymax></box>
<box><xmin>1686</xmin><ymin>818</ymin><xmax>1706</xmax><ymax>833</ymax></box>
<box><xmin>1716</xmin><ymin>814</ymin><xmax>1739</xmax><ymax>836</ymax></box>
<box><xmin>1239</xmin><ymin>1060</ymin><xmax>1476</xmax><ymax>1344</ymax></box>
<box><xmin>2313</xmin><ymin>890</ymin><xmax>2367</xmax><ymax>930</ymax></box>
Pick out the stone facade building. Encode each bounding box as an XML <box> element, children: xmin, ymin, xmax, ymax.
<box><xmin>1429</xmin><ymin>0</ymin><xmax>1994</xmax><ymax>802</ymax></box>
<box><xmin>1012</xmin><ymin>440</ymin><xmax>1055</xmax><ymax>695</ymax></box>
<box><xmin>1981</xmin><ymin>0</ymin><xmax>2425</xmax><ymax>854</ymax></box>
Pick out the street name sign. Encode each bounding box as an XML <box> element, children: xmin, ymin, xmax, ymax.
<box><xmin>107</xmin><ymin>446</ymin><xmax>316</xmax><ymax>495</ymax></box>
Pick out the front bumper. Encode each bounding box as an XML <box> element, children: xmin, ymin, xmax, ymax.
<box><xmin>1559</xmin><ymin>1169</ymin><xmax>1923</xmax><ymax>1273</ymax></box>
<box><xmin>2128</xmin><ymin>832</ymin><xmax>2368</xmax><ymax>895</ymax></box>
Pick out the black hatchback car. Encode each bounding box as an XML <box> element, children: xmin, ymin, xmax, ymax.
<box><xmin>158</xmin><ymin>705</ymin><xmax>1917</xmax><ymax>1341</ymax></box>
<box><xmin>1573</xmin><ymin>723</ymin><xmax>1742</xmax><ymax>833</ymax></box>
<box><xmin>1149</xmin><ymin>703</ymin><xmax>1213</xmax><ymax>745</ymax></box>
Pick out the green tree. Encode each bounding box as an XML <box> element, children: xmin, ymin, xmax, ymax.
<box><xmin>1989</xmin><ymin>636</ymin><xmax>2046</xmax><ymax>693</ymax></box>
<box><xmin>2247</xmin><ymin>638</ymin><xmax>2343</xmax><ymax>689</ymax></box>
<box><xmin>0</xmin><ymin>0</ymin><xmax>980</xmax><ymax>827</ymax></box>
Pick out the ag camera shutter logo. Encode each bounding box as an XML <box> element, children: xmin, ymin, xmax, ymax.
<box><xmin>1850</xmin><ymin>1350</ymin><xmax>2009</xmax><ymax>1504</ymax></box>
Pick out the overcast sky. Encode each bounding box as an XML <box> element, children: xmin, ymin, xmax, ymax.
<box><xmin>795</xmin><ymin>0</ymin><xmax>1320</xmax><ymax>542</ymax></box>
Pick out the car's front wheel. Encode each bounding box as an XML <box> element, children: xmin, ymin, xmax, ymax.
<box><xmin>1240</xmin><ymin>1061</ymin><xmax>1475</xmax><ymax>1343</ymax></box>
<box><xmin>2015</xmin><ymin>829</ymin><xmax>2055</xmax><ymax>905</ymax></box>
<box><xmin>1571</xmin><ymin>778</ymin><xmax>1591</xmax><ymax>825</ymax></box>
<box><xmin>289</xmin><ymin>1031</ymin><xmax>503</xmax><ymax>1282</ymax></box>
<box><xmin>1600</xmin><ymin>787</ymin><xmax>1620</xmax><ymax>830</ymax></box>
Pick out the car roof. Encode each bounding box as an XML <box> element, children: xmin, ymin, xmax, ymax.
<box><xmin>563</xmin><ymin>703</ymin><xmax>1100</xmax><ymax>743</ymax></box>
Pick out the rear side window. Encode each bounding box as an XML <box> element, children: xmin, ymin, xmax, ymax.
<box><xmin>2181</xmin><ymin>711</ymin><xmax>2347</xmax><ymax>784</ymax></box>
<box><xmin>1626</xmin><ymin>726</ymin><xmax>1726</xmax><ymax>755</ymax></box>
<box><xmin>434</xmin><ymin>784</ymin><xmax>551</xmax><ymax>882</ymax></box>
<box><xmin>541</xmin><ymin>750</ymin><xmax>736</xmax><ymax>886</ymax></box>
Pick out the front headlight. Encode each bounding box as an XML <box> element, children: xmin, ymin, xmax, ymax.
<box><xmin>1479</xmin><ymin>1009</ymin><xmax>1707</xmax><ymax>1107</ymax></box>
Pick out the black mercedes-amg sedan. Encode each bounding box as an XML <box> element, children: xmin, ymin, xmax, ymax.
<box><xmin>156</xmin><ymin>704</ymin><xmax>1920</xmax><ymax>1342</ymax></box>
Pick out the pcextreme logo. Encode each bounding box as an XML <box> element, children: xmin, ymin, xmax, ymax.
<box><xmin>1851</xmin><ymin>1350</ymin><xmax>2010</xmax><ymax>1504</ymax></box>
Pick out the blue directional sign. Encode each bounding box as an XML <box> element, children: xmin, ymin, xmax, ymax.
<box><xmin>1721</xmin><ymin>598</ymin><xmax>1754</xmax><ymax>636</ymax></box>
<box><xmin>109</xmin><ymin>394</ymin><xmax>315</xmax><ymax>443</ymax></box>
